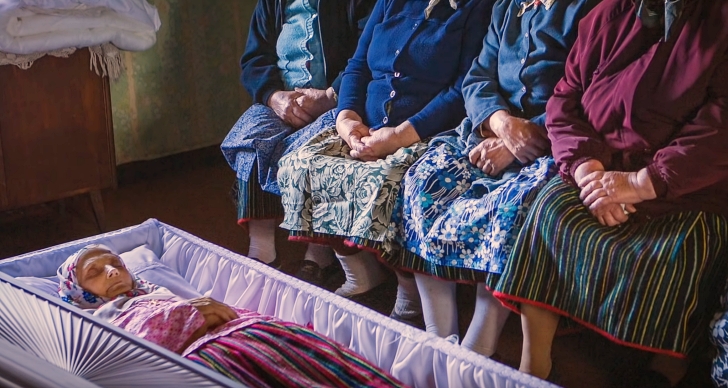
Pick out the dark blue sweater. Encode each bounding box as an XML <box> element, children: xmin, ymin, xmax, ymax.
<box><xmin>241</xmin><ymin>0</ymin><xmax>376</xmax><ymax>105</ymax></box>
<box><xmin>336</xmin><ymin>0</ymin><xmax>494</xmax><ymax>138</ymax></box>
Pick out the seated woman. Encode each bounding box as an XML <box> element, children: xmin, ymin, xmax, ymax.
<box><xmin>58</xmin><ymin>244</ymin><xmax>405</xmax><ymax>387</ymax></box>
<box><xmin>220</xmin><ymin>0</ymin><xmax>374</xmax><ymax>278</ymax></box>
<box><xmin>391</xmin><ymin>0</ymin><xmax>598</xmax><ymax>357</ymax></box>
<box><xmin>276</xmin><ymin>0</ymin><xmax>493</xmax><ymax>322</ymax></box>
<box><xmin>492</xmin><ymin>0</ymin><xmax>728</xmax><ymax>385</ymax></box>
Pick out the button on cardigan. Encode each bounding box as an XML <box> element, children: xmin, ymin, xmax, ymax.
<box><xmin>462</xmin><ymin>0</ymin><xmax>600</xmax><ymax>129</ymax></box>
<box><xmin>336</xmin><ymin>0</ymin><xmax>494</xmax><ymax>138</ymax></box>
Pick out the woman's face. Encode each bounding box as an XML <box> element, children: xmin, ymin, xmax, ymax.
<box><xmin>76</xmin><ymin>248</ymin><xmax>134</xmax><ymax>298</ymax></box>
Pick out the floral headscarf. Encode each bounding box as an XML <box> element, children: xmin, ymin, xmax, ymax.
<box><xmin>57</xmin><ymin>244</ymin><xmax>158</xmax><ymax>309</ymax></box>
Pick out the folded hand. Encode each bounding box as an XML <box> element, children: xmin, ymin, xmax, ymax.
<box><xmin>489</xmin><ymin>112</ymin><xmax>549</xmax><ymax>164</ymax></box>
<box><xmin>336</xmin><ymin>110</ymin><xmax>371</xmax><ymax>151</ymax></box>
<box><xmin>294</xmin><ymin>87</ymin><xmax>337</xmax><ymax>120</ymax></box>
<box><xmin>268</xmin><ymin>90</ymin><xmax>314</xmax><ymax>128</ymax></box>
<box><xmin>468</xmin><ymin>137</ymin><xmax>515</xmax><ymax>176</ymax></box>
<box><xmin>188</xmin><ymin>297</ymin><xmax>237</xmax><ymax>331</ymax></box>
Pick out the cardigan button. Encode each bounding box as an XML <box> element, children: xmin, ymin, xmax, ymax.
<box><xmin>395</xmin><ymin>49</ymin><xmax>400</xmax><ymax>56</ymax></box>
<box><xmin>383</xmin><ymin>117</ymin><xmax>389</xmax><ymax>124</ymax></box>
<box><xmin>390</xmin><ymin>90</ymin><xmax>396</xmax><ymax>98</ymax></box>
<box><xmin>394</xmin><ymin>72</ymin><xmax>401</xmax><ymax>78</ymax></box>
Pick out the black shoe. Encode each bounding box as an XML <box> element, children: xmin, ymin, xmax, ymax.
<box><xmin>389</xmin><ymin>310</ymin><xmax>425</xmax><ymax>330</ymax></box>
<box><xmin>634</xmin><ymin>370</ymin><xmax>672</xmax><ymax>388</ymax></box>
<box><xmin>545</xmin><ymin>363</ymin><xmax>561</xmax><ymax>385</ymax></box>
<box><xmin>336</xmin><ymin>281</ymin><xmax>390</xmax><ymax>306</ymax></box>
<box><xmin>250</xmin><ymin>256</ymin><xmax>282</xmax><ymax>270</ymax></box>
<box><xmin>296</xmin><ymin>260</ymin><xmax>340</xmax><ymax>287</ymax></box>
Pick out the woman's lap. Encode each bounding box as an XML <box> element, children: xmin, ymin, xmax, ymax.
<box><xmin>221</xmin><ymin>104</ymin><xmax>336</xmax><ymax>195</ymax></box>
<box><xmin>222</xmin><ymin>105</ymin><xmax>336</xmax><ymax>220</ymax></box>
<box><xmin>494</xmin><ymin>177</ymin><xmax>728</xmax><ymax>356</ymax></box>
<box><xmin>391</xmin><ymin>142</ymin><xmax>556</xmax><ymax>283</ymax></box>
<box><xmin>278</xmin><ymin>128</ymin><xmax>428</xmax><ymax>258</ymax></box>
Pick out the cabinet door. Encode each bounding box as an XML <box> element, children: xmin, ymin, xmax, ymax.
<box><xmin>0</xmin><ymin>50</ymin><xmax>116</xmax><ymax>209</ymax></box>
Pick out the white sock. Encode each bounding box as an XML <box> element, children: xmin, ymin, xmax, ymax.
<box><xmin>391</xmin><ymin>270</ymin><xmax>422</xmax><ymax>318</ymax></box>
<box><xmin>415</xmin><ymin>273</ymin><xmax>458</xmax><ymax>337</ymax></box>
<box><xmin>303</xmin><ymin>244</ymin><xmax>335</xmax><ymax>268</ymax></box>
<box><xmin>247</xmin><ymin>219</ymin><xmax>277</xmax><ymax>264</ymax></box>
<box><xmin>334</xmin><ymin>250</ymin><xmax>385</xmax><ymax>296</ymax></box>
<box><xmin>461</xmin><ymin>285</ymin><xmax>510</xmax><ymax>357</ymax></box>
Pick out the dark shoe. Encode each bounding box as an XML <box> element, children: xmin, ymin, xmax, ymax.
<box><xmin>634</xmin><ymin>370</ymin><xmax>672</xmax><ymax>388</ymax></box>
<box><xmin>296</xmin><ymin>260</ymin><xmax>339</xmax><ymax>287</ymax></box>
<box><xmin>336</xmin><ymin>281</ymin><xmax>389</xmax><ymax>305</ymax></box>
<box><xmin>546</xmin><ymin>364</ymin><xmax>560</xmax><ymax>385</ymax></box>
<box><xmin>250</xmin><ymin>256</ymin><xmax>282</xmax><ymax>270</ymax></box>
<box><xmin>389</xmin><ymin>310</ymin><xmax>425</xmax><ymax>330</ymax></box>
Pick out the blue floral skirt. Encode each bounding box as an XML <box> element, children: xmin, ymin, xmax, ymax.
<box><xmin>221</xmin><ymin>104</ymin><xmax>335</xmax><ymax>221</ymax></box>
<box><xmin>391</xmin><ymin>141</ymin><xmax>556</xmax><ymax>283</ymax></box>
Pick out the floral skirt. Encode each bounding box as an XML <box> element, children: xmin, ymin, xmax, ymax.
<box><xmin>220</xmin><ymin>104</ymin><xmax>335</xmax><ymax>220</ymax></box>
<box><xmin>495</xmin><ymin>177</ymin><xmax>728</xmax><ymax>357</ymax></box>
<box><xmin>391</xmin><ymin>141</ymin><xmax>556</xmax><ymax>283</ymax></box>
<box><xmin>277</xmin><ymin>128</ymin><xmax>428</xmax><ymax>258</ymax></box>
<box><xmin>712</xmin><ymin>288</ymin><xmax>728</xmax><ymax>388</ymax></box>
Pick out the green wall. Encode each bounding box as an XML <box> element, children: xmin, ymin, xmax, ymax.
<box><xmin>111</xmin><ymin>0</ymin><xmax>255</xmax><ymax>164</ymax></box>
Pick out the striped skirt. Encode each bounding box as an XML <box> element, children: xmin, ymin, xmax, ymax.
<box><xmin>221</xmin><ymin>104</ymin><xmax>336</xmax><ymax>221</ymax></box>
<box><xmin>494</xmin><ymin>177</ymin><xmax>728</xmax><ymax>356</ymax></box>
<box><xmin>187</xmin><ymin>321</ymin><xmax>405</xmax><ymax>388</ymax></box>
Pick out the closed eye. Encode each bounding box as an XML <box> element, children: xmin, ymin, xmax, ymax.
<box><xmin>86</xmin><ymin>268</ymin><xmax>101</xmax><ymax>278</ymax></box>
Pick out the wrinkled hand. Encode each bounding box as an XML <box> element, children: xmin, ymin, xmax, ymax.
<box><xmin>268</xmin><ymin>90</ymin><xmax>314</xmax><ymax>128</ymax></box>
<box><xmin>188</xmin><ymin>297</ymin><xmax>237</xmax><ymax>331</ymax></box>
<box><xmin>294</xmin><ymin>87</ymin><xmax>337</xmax><ymax>120</ymax></box>
<box><xmin>350</xmin><ymin>126</ymin><xmax>398</xmax><ymax>161</ymax></box>
<box><xmin>468</xmin><ymin>137</ymin><xmax>515</xmax><ymax>176</ymax></box>
<box><xmin>577</xmin><ymin>169</ymin><xmax>656</xmax><ymax>227</ymax></box>
<box><xmin>350</xmin><ymin>121</ymin><xmax>421</xmax><ymax>161</ymax></box>
<box><xmin>578</xmin><ymin>171</ymin><xmax>650</xmax><ymax>208</ymax></box>
<box><xmin>489</xmin><ymin>111</ymin><xmax>549</xmax><ymax>164</ymax></box>
<box><xmin>336</xmin><ymin>110</ymin><xmax>371</xmax><ymax>150</ymax></box>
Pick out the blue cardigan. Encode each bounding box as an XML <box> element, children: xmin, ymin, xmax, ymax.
<box><xmin>336</xmin><ymin>0</ymin><xmax>495</xmax><ymax>138</ymax></box>
<box><xmin>462</xmin><ymin>0</ymin><xmax>600</xmax><ymax>129</ymax></box>
<box><xmin>241</xmin><ymin>0</ymin><xmax>376</xmax><ymax>105</ymax></box>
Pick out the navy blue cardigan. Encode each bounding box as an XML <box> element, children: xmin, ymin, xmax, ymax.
<box><xmin>336</xmin><ymin>0</ymin><xmax>494</xmax><ymax>138</ymax></box>
<box><xmin>241</xmin><ymin>0</ymin><xmax>376</xmax><ymax>105</ymax></box>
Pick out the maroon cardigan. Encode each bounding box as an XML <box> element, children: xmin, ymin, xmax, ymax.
<box><xmin>546</xmin><ymin>0</ymin><xmax>728</xmax><ymax>218</ymax></box>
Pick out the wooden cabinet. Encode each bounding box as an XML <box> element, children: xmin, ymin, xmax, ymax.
<box><xmin>0</xmin><ymin>49</ymin><xmax>116</xmax><ymax>230</ymax></box>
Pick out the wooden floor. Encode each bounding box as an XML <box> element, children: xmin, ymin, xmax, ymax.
<box><xmin>0</xmin><ymin>146</ymin><xmax>714</xmax><ymax>388</ymax></box>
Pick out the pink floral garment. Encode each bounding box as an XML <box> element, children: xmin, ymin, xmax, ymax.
<box><xmin>110</xmin><ymin>298</ymin><xmax>275</xmax><ymax>354</ymax></box>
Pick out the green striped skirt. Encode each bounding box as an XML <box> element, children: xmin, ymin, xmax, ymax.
<box><xmin>494</xmin><ymin>177</ymin><xmax>728</xmax><ymax>357</ymax></box>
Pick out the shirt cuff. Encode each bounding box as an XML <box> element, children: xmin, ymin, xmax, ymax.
<box><xmin>470</xmin><ymin>105</ymin><xmax>509</xmax><ymax>132</ymax></box>
<box><xmin>646</xmin><ymin>163</ymin><xmax>669</xmax><ymax>198</ymax></box>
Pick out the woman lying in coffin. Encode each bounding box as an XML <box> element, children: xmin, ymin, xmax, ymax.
<box><xmin>57</xmin><ymin>244</ymin><xmax>404</xmax><ymax>388</ymax></box>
